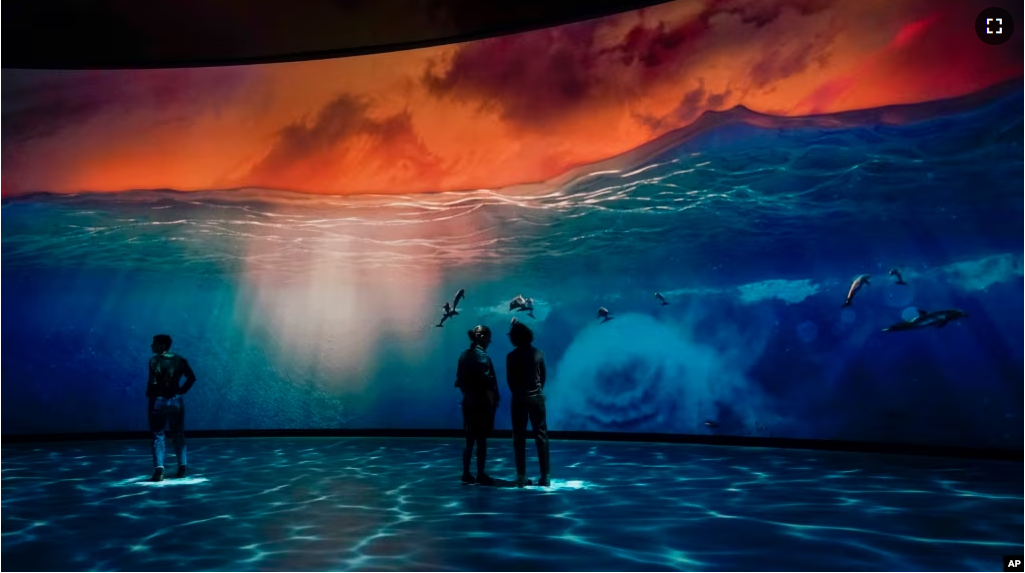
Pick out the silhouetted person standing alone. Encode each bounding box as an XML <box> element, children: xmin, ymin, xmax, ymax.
<box><xmin>506</xmin><ymin>320</ymin><xmax>550</xmax><ymax>487</ymax></box>
<box><xmin>147</xmin><ymin>334</ymin><xmax>197</xmax><ymax>482</ymax></box>
<box><xmin>455</xmin><ymin>325</ymin><xmax>500</xmax><ymax>485</ymax></box>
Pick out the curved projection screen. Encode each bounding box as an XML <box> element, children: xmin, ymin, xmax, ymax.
<box><xmin>2</xmin><ymin>0</ymin><xmax>1022</xmax><ymax>449</ymax></box>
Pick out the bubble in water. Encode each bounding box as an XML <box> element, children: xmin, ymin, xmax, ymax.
<box><xmin>796</xmin><ymin>321</ymin><xmax>819</xmax><ymax>343</ymax></box>
<box><xmin>901</xmin><ymin>307</ymin><xmax>921</xmax><ymax>322</ymax></box>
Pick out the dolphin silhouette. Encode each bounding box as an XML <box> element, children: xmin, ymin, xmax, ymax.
<box><xmin>435</xmin><ymin>289</ymin><xmax>465</xmax><ymax>328</ymax></box>
<box><xmin>882</xmin><ymin>308</ymin><xmax>968</xmax><ymax>332</ymax></box>
<box><xmin>435</xmin><ymin>303</ymin><xmax>459</xmax><ymax>327</ymax></box>
<box><xmin>517</xmin><ymin>297</ymin><xmax>536</xmax><ymax>318</ymax></box>
<box><xmin>509</xmin><ymin>294</ymin><xmax>527</xmax><ymax>311</ymax></box>
<box><xmin>888</xmin><ymin>268</ymin><xmax>907</xmax><ymax>286</ymax></box>
<box><xmin>842</xmin><ymin>274</ymin><xmax>871</xmax><ymax>307</ymax></box>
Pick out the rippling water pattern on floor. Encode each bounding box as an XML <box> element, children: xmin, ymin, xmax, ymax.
<box><xmin>2</xmin><ymin>438</ymin><xmax>1021</xmax><ymax>571</ymax></box>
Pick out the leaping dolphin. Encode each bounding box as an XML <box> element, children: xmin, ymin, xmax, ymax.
<box><xmin>882</xmin><ymin>308</ymin><xmax>968</xmax><ymax>332</ymax></box>
<box><xmin>842</xmin><ymin>274</ymin><xmax>871</xmax><ymax>307</ymax></box>
<box><xmin>435</xmin><ymin>289</ymin><xmax>466</xmax><ymax>327</ymax></box>
<box><xmin>436</xmin><ymin>302</ymin><xmax>459</xmax><ymax>327</ymax></box>
<box><xmin>655</xmin><ymin>292</ymin><xmax>669</xmax><ymax>306</ymax></box>
<box><xmin>888</xmin><ymin>268</ymin><xmax>907</xmax><ymax>286</ymax></box>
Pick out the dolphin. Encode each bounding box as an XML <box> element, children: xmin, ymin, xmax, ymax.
<box><xmin>882</xmin><ymin>308</ymin><xmax>968</xmax><ymax>332</ymax></box>
<box><xmin>842</xmin><ymin>274</ymin><xmax>871</xmax><ymax>307</ymax></box>
<box><xmin>435</xmin><ymin>313</ymin><xmax>457</xmax><ymax>328</ymax></box>
<box><xmin>517</xmin><ymin>297</ymin><xmax>536</xmax><ymax>319</ymax></box>
<box><xmin>435</xmin><ymin>290</ymin><xmax>464</xmax><ymax>328</ymax></box>
<box><xmin>435</xmin><ymin>302</ymin><xmax>459</xmax><ymax>327</ymax></box>
<box><xmin>888</xmin><ymin>268</ymin><xmax>907</xmax><ymax>286</ymax></box>
<box><xmin>597</xmin><ymin>307</ymin><xmax>614</xmax><ymax>324</ymax></box>
<box><xmin>509</xmin><ymin>294</ymin><xmax>527</xmax><ymax>311</ymax></box>
<box><xmin>655</xmin><ymin>292</ymin><xmax>669</xmax><ymax>306</ymax></box>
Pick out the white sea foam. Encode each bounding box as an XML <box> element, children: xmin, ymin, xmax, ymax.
<box><xmin>736</xmin><ymin>279</ymin><xmax>821</xmax><ymax>305</ymax></box>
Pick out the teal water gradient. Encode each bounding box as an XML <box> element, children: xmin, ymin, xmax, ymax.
<box><xmin>2</xmin><ymin>87</ymin><xmax>1022</xmax><ymax>448</ymax></box>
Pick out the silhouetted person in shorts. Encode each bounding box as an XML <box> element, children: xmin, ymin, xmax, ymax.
<box><xmin>506</xmin><ymin>320</ymin><xmax>550</xmax><ymax>487</ymax></box>
<box><xmin>147</xmin><ymin>334</ymin><xmax>197</xmax><ymax>482</ymax></box>
<box><xmin>455</xmin><ymin>325</ymin><xmax>500</xmax><ymax>485</ymax></box>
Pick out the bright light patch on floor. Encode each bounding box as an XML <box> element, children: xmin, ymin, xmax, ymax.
<box><xmin>112</xmin><ymin>476</ymin><xmax>210</xmax><ymax>487</ymax></box>
<box><xmin>537</xmin><ymin>479</ymin><xmax>591</xmax><ymax>491</ymax></box>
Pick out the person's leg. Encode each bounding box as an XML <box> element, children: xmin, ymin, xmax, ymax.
<box><xmin>530</xmin><ymin>395</ymin><xmax>550</xmax><ymax>485</ymax></box>
<box><xmin>461</xmin><ymin>402</ymin><xmax>476</xmax><ymax>482</ymax></box>
<box><xmin>463</xmin><ymin>434</ymin><xmax>473</xmax><ymax>479</ymax></box>
<box><xmin>478</xmin><ymin>404</ymin><xmax>498</xmax><ymax>485</ymax></box>
<box><xmin>170</xmin><ymin>398</ymin><xmax>188</xmax><ymax>477</ymax></box>
<box><xmin>148</xmin><ymin>400</ymin><xmax>167</xmax><ymax>481</ymax></box>
<box><xmin>476</xmin><ymin>433</ymin><xmax>493</xmax><ymax>485</ymax></box>
<box><xmin>511</xmin><ymin>400</ymin><xmax>529</xmax><ymax>480</ymax></box>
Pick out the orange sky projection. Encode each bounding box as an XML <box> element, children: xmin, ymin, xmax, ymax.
<box><xmin>1</xmin><ymin>0</ymin><xmax>1021</xmax><ymax>197</ymax></box>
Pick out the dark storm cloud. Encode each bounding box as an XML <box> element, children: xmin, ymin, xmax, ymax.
<box><xmin>255</xmin><ymin>95</ymin><xmax>374</xmax><ymax>168</ymax></box>
<box><xmin>607</xmin><ymin>18</ymin><xmax>705</xmax><ymax>69</ymax></box>
<box><xmin>2</xmin><ymin>72</ymin><xmax>112</xmax><ymax>143</ymax></box>
<box><xmin>247</xmin><ymin>94</ymin><xmax>442</xmax><ymax>187</ymax></box>
<box><xmin>635</xmin><ymin>79</ymin><xmax>733</xmax><ymax>132</ymax></box>
<box><xmin>599</xmin><ymin>0</ymin><xmax>831</xmax><ymax>70</ymax></box>
<box><xmin>422</xmin><ymin>20</ymin><xmax>605</xmax><ymax>126</ymax></box>
<box><xmin>423</xmin><ymin>0</ymin><xmax>836</xmax><ymax>129</ymax></box>
<box><xmin>680</xmin><ymin>81</ymin><xmax>709</xmax><ymax>112</ymax></box>
<box><xmin>703</xmin><ymin>0</ymin><xmax>833</xmax><ymax>28</ymax></box>
<box><xmin>705</xmin><ymin>89</ymin><xmax>731</xmax><ymax>108</ymax></box>
<box><xmin>747</xmin><ymin>29</ymin><xmax>836</xmax><ymax>88</ymax></box>
<box><xmin>1</xmin><ymin>68</ymin><xmax>256</xmax><ymax>144</ymax></box>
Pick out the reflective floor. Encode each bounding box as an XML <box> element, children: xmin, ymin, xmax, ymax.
<box><xmin>2</xmin><ymin>438</ymin><xmax>1021</xmax><ymax>571</ymax></box>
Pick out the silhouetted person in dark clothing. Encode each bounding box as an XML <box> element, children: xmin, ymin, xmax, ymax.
<box><xmin>455</xmin><ymin>325</ymin><xmax>500</xmax><ymax>485</ymax></box>
<box><xmin>506</xmin><ymin>320</ymin><xmax>550</xmax><ymax>487</ymax></box>
<box><xmin>147</xmin><ymin>334</ymin><xmax>197</xmax><ymax>482</ymax></box>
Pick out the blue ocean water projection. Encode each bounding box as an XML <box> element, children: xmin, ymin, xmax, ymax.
<box><xmin>2</xmin><ymin>438</ymin><xmax>1022</xmax><ymax>572</ymax></box>
<box><xmin>2</xmin><ymin>86</ymin><xmax>1022</xmax><ymax>449</ymax></box>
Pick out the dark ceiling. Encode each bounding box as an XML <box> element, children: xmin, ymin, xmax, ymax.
<box><xmin>3</xmin><ymin>0</ymin><xmax>674</xmax><ymax>69</ymax></box>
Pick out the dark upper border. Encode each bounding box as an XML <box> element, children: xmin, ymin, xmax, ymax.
<box><xmin>2</xmin><ymin>429</ymin><xmax>1020</xmax><ymax>461</ymax></box>
<box><xmin>4</xmin><ymin>0</ymin><xmax>674</xmax><ymax>69</ymax></box>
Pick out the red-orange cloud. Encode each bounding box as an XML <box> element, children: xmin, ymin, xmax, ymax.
<box><xmin>1</xmin><ymin>0</ymin><xmax>1021</xmax><ymax>197</ymax></box>
<box><xmin>795</xmin><ymin>2</ymin><xmax>1021</xmax><ymax>114</ymax></box>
